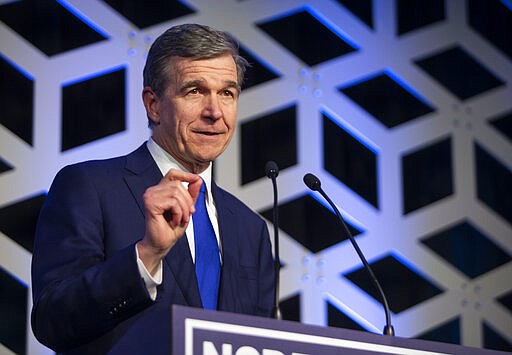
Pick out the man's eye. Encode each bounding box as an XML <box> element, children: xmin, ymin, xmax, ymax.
<box><xmin>189</xmin><ymin>88</ymin><xmax>199</xmax><ymax>94</ymax></box>
<box><xmin>222</xmin><ymin>90</ymin><xmax>234</xmax><ymax>97</ymax></box>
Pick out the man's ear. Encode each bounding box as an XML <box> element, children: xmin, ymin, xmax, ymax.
<box><xmin>142</xmin><ymin>87</ymin><xmax>160</xmax><ymax>125</ymax></box>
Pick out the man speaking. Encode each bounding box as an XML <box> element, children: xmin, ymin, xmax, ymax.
<box><xmin>31</xmin><ymin>24</ymin><xmax>275</xmax><ymax>354</ymax></box>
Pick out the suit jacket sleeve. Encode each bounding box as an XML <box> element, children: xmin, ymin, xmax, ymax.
<box><xmin>31</xmin><ymin>163</ymin><xmax>153</xmax><ymax>352</ymax></box>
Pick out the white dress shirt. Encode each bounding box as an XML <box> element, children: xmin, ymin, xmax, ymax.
<box><xmin>136</xmin><ymin>138</ymin><xmax>221</xmax><ymax>300</ymax></box>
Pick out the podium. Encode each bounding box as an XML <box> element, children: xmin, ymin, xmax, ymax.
<box><xmin>172</xmin><ymin>305</ymin><xmax>509</xmax><ymax>355</ymax></box>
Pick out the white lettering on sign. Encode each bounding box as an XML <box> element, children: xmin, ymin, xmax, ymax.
<box><xmin>202</xmin><ymin>341</ymin><xmax>309</xmax><ymax>355</ymax></box>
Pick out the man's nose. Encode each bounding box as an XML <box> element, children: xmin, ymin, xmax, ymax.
<box><xmin>202</xmin><ymin>95</ymin><xmax>223</xmax><ymax>120</ymax></box>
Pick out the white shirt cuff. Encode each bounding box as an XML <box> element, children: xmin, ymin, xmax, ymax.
<box><xmin>135</xmin><ymin>245</ymin><xmax>163</xmax><ymax>301</ymax></box>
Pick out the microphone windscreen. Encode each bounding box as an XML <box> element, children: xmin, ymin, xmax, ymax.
<box><xmin>265</xmin><ymin>161</ymin><xmax>279</xmax><ymax>178</ymax></box>
<box><xmin>303</xmin><ymin>173</ymin><xmax>321</xmax><ymax>191</ymax></box>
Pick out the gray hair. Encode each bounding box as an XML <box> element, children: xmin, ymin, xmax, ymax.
<box><xmin>143</xmin><ymin>23</ymin><xmax>248</xmax><ymax>96</ymax></box>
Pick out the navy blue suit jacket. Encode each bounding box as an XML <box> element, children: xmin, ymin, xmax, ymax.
<box><xmin>31</xmin><ymin>143</ymin><xmax>275</xmax><ymax>354</ymax></box>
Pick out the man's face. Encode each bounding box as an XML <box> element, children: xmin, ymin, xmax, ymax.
<box><xmin>145</xmin><ymin>54</ymin><xmax>239</xmax><ymax>173</ymax></box>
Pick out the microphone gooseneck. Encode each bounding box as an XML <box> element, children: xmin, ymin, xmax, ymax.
<box><xmin>265</xmin><ymin>161</ymin><xmax>281</xmax><ymax>320</ymax></box>
<box><xmin>303</xmin><ymin>173</ymin><xmax>394</xmax><ymax>336</ymax></box>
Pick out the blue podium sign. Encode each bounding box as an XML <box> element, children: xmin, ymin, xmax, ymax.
<box><xmin>172</xmin><ymin>306</ymin><xmax>508</xmax><ymax>355</ymax></box>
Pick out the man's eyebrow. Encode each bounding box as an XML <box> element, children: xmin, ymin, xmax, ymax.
<box><xmin>224</xmin><ymin>80</ymin><xmax>241</xmax><ymax>93</ymax></box>
<box><xmin>179</xmin><ymin>80</ymin><xmax>205</xmax><ymax>93</ymax></box>
<box><xmin>179</xmin><ymin>79</ymin><xmax>240</xmax><ymax>93</ymax></box>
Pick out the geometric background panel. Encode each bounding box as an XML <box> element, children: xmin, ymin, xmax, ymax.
<box><xmin>0</xmin><ymin>0</ymin><xmax>107</xmax><ymax>56</ymax></box>
<box><xmin>0</xmin><ymin>157</ymin><xmax>14</xmax><ymax>174</ymax></box>
<box><xmin>402</xmin><ymin>137</ymin><xmax>453</xmax><ymax>215</ymax></box>
<box><xmin>475</xmin><ymin>142</ymin><xmax>512</xmax><ymax>225</ymax></box>
<box><xmin>1</xmin><ymin>0</ymin><xmax>511</xmax><ymax>353</ymax></box>
<box><xmin>338</xmin><ymin>72</ymin><xmax>435</xmax><ymax>129</ymax></box>
<box><xmin>396</xmin><ymin>0</ymin><xmax>445</xmax><ymax>36</ymax></box>
<box><xmin>239</xmin><ymin>46</ymin><xmax>281</xmax><ymax>90</ymax></box>
<box><xmin>103</xmin><ymin>0</ymin><xmax>195</xmax><ymax>29</ymax></box>
<box><xmin>0</xmin><ymin>55</ymin><xmax>34</xmax><ymax>146</ymax></box>
<box><xmin>0</xmin><ymin>266</ymin><xmax>27</xmax><ymax>355</ymax></box>
<box><xmin>498</xmin><ymin>291</ymin><xmax>512</xmax><ymax>313</ymax></box>
<box><xmin>335</xmin><ymin>0</ymin><xmax>373</xmax><ymax>29</ymax></box>
<box><xmin>489</xmin><ymin>110</ymin><xmax>512</xmax><ymax>142</ymax></box>
<box><xmin>483</xmin><ymin>322</ymin><xmax>512</xmax><ymax>353</ymax></box>
<box><xmin>327</xmin><ymin>299</ymin><xmax>367</xmax><ymax>331</ymax></box>
<box><xmin>61</xmin><ymin>68</ymin><xmax>126</xmax><ymax>151</ymax></box>
<box><xmin>416</xmin><ymin>317</ymin><xmax>460</xmax><ymax>345</ymax></box>
<box><xmin>421</xmin><ymin>220</ymin><xmax>511</xmax><ymax>279</ymax></box>
<box><xmin>279</xmin><ymin>293</ymin><xmax>301</xmax><ymax>324</ymax></box>
<box><xmin>257</xmin><ymin>7</ymin><xmax>357</xmax><ymax>66</ymax></box>
<box><xmin>323</xmin><ymin>113</ymin><xmax>378</xmax><ymax>208</ymax></box>
<box><xmin>343</xmin><ymin>254</ymin><xmax>444</xmax><ymax>314</ymax></box>
<box><xmin>467</xmin><ymin>0</ymin><xmax>512</xmax><ymax>60</ymax></box>
<box><xmin>414</xmin><ymin>46</ymin><xmax>505</xmax><ymax>101</ymax></box>
<box><xmin>0</xmin><ymin>194</ymin><xmax>46</xmax><ymax>253</ymax></box>
<box><xmin>240</xmin><ymin>105</ymin><xmax>297</xmax><ymax>185</ymax></box>
<box><xmin>260</xmin><ymin>194</ymin><xmax>362</xmax><ymax>254</ymax></box>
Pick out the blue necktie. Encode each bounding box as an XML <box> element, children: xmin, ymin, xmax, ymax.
<box><xmin>193</xmin><ymin>180</ymin><xmax>220</xmax><ymax>310</ymax></box>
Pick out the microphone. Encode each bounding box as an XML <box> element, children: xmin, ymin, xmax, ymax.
<box><xmin>303</xmin><ymin>173</ymin><xmax>395</xmax><ymax>336</ymax></box>
<box><xmin>265</xmin><ymin>161</ymin><xmax>281</xmax><ymax>320</ymax></box>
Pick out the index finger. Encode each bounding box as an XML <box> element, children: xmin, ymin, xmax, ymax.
<box><xmin>163</xmin><ymin>168</ymin><xmax>201</xmax><ymax>185</ymax></box>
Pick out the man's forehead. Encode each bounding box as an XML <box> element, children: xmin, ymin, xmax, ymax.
<box><xmin>171</xmin><ymin>56</ymin><xmax>238</xmax><ymax>86</ymax></box>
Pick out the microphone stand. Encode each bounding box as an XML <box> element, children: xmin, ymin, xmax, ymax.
<box><xmin>304</xmin><ymin>173</ymin><xmax>394</xmax><ymax>336</ymax></box>
<box><xmin>266</xmin><ymin>161</ymin><xmax>281</xmax><ymax>320</ymax></box>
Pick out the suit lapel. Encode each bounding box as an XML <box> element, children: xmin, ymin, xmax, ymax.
<box><xmin>164</xmin><ymin>235</ymin><xmax>202</xmax><ymax>307</ymax></box>
<box><xmin>124</xmin><ymin>143</ymin><xmax>162</xmax><ymax>217</ymax></box>
<box><xmin>123</xmin><ymin>143</ymin><xmax>201</xmax><ymax>307</ymax></box>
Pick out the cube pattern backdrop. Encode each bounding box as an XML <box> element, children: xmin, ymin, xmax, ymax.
<box><xmin>0</xmin><ymin>0</ymin><xmax>511</xmax><ymax>354</ymax></box>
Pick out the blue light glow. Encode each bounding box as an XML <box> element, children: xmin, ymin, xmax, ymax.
<box><xmin>304</xmin><ymin>5</ymin><xmax>360</xmax><ymax>51</ymax></box>
<box><xmin>322</xmin><ymin>108</ymin><xmax>379</xmax><ymax>154</ymax></box>
<box><xmin>384</xmin><ymin>69</ymin><xmax>433</xmax><ymax>108</ymax></box>
<box><xmin>56</xmin><ymin>0</ymin><xmax>110</xmax><ymax>40</ymax></box>
<box><xmin>0</xmin><ymin>265</ymin><xmax>28</xmax><ymax>287</ymax></box>
<box><xmin>501</xmin><ymin>0</ymin><xmax>512</xmax><ymax>11</ymax></box>
<box><xmin>391</xmin><ymin>251</ymin><xmax>444</xmax><ymax>291</ymax></box>
<box><xmin>62</xmin><ymin>65</ymin><xmax>126</xmax><ymax>88</ymax></box>
<box><xmin>0</xmin><ymin>54</ymin><xmax>34</xmax><ymax>81</ymax></box>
